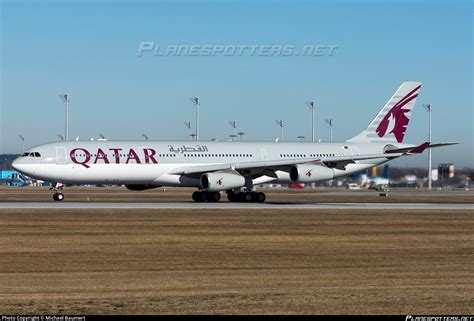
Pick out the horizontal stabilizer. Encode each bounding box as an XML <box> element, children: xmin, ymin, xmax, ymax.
<box><xmin>384</xmin><ymin>142</ymin><xmax>459</xmax><ymax>154</ymax></box>
<box><xmin>408</xmin><ymin>142</ymin><xmax>430</xmax><ymax>154</ymax></box>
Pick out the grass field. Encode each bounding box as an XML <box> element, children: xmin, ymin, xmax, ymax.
<box><xmin>0</xmin><ymin>206</ymin><xmax>472</xmax><ymax>314</ymax></box>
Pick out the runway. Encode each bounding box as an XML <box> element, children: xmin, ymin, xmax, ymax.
<box><xmin>0</xmin><ymin>201</ymin><xmax>472</xmax><ymax>210</ymax></box>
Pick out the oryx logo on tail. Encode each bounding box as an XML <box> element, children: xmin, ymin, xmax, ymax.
<box><xmin>346</xmin><ymin>82</ymin><xmax>422</xmax><ymax>144</ymax></box>
<box><xmin>376</xmin><ymin>84</ymin><xmax>421</xmax><ymax>143</ymax></box>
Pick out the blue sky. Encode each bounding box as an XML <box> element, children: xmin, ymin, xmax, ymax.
<box><xmin>1</xmin><ymin>0</ymin><xmax>472</xmax><ymax>167</ymax></box>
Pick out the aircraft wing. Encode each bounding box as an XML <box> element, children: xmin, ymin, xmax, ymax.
<box><xmin>167</xmin><ymin>153</ymin><xmax>403</xmax><ymax>176</ymax></box>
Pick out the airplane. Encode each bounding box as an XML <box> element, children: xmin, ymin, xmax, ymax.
<box><xmin>12</xmin><ymin>82</ymin><xmax>457</xmax><ymax>202</ymax></box>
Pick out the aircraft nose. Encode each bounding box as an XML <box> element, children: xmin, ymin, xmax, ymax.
<box><xmin>11</xmin><ymin>158</ymin><xmax>19</xmax><ymax>171</ymax></box>
<box><xmin>12</xmin><ymin>158</ymin><xmax>26</xmax><ymax>173</ymax></box>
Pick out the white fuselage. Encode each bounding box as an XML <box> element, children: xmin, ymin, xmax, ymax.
<box><xmin>12</xmin><ymin>140</ymin><xmax>401</xmax><ymax>188</ymax></box>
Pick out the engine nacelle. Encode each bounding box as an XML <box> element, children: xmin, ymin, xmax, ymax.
<box><xmin>290</xmin><ymin>164</ymin><xmax>335</xmax><ymax>183</ymax></box>
<box><xmin>201</xmin><ymin>172</ymin><xmax>245</xmax><ymax>192</ymax></box>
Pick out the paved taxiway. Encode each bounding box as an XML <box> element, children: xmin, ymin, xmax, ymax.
<box><xmin>0</xmin><ymin>201</ymin><xmax>472</xmax><ymax>209</ymax></box>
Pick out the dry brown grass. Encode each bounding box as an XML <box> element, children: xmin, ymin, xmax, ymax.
<box><xmin>0</xmin><ymin>208</ymin><xmax>472</xmax><ymax>314</ymax></box>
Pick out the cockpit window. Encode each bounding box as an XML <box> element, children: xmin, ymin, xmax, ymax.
<box><xmin>26</xmin><ymin>152</ymin><xmax>41</xmax><ymax>157</ymax></box>
<box><xmin>22</xmin><ymin>152</ymin><xmax>29</xmax><ymax>157</ymax></box>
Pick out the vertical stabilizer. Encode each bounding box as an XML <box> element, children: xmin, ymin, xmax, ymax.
<box><xmin>347</xmin><ymin>82</ymin><xmax>422</xmax><ymax>143</ymax></box>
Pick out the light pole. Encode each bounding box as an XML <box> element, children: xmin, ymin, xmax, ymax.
<box><xmin>306</xmin><ymin>101</ymin><xmax>316</xmax><ymax>142</ymax></box>
<box><xmin>184</xmin><ymin>121</ymin><xmax>192</xmax><ymax>140</ymax></box>
<box><xmin>190</xmin><ymin>97</ymin><xmax>200</xmax><ymax>140</ymax></box>
<box><xmin>238</xmin><ymin>132</ymin><xmax>245</xmax><ymax>141</ymax></box>
<box><xmin>275</xmin><ymin>120</ymin><xmax>284</xmax><ymax>142</ymax></box>
<box><xmin>325</xmin><ymin>118</ymin><xmax>333</xmax><ymax>142</ymax></box>
<box><xmin>228</xmin><ymin>121</ymin><xmax>237</xmax><ymax>141</ymax></box>
<box><xmin>18</xmin><ymin>135</ymin><xmax>25</xmax><ymax>153</ymax></box>
<box><xmin>424</xmin><ymin>104</ymin><xmax>432</xmax><ymax>190</ymax></box>
<box><xmin>59</xmin><ymin>94</ymin><xmax>70</xmax><ymax>141</ymax></box>
<box><xmin>57</xmin><ymin>134</ymin><xmax>64</xmax><ymax>141</ymax></box>
<box><xmin>142</xmin><ymin>134</ymin><xmax>149</xmax><ymax>140</ymax></box>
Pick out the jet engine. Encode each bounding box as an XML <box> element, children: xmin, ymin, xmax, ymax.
<box><xmin>290</xmin><ymin>164</ymin><xmax>335</xmax><ymax>183</ymax></box>
<box><xmin>201</xmin><ymin>172</ymin><xmax>245</xmax><ymax>192</ymax></box>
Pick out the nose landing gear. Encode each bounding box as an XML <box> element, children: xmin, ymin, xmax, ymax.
<box><xmin>51</xmin><ymin>182</ymin><xmax>65</xmax><ymax>201</ymax></box>
<box><xmin>53</xmin><ymin>192</ymin><xmax>64</xmax><ymax>201</ymax></box>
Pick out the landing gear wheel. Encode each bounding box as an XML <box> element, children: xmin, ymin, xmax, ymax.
<box><xmin>199</xmin><ymin>192</ymin><xmax>208</xmax><ymax>202</ymax></box>
<box><xmin>236</xmin><ymin>192</ymin><xmax>245</xmax><ymax>202</ymax></box>
<box><xmin>227</xmin><ymin>191</ymin><xmax>265</xmax><ymax>203</ymax></box>
<box><xmin>208</xmin><ymin>192</ymin><xmax>221</xmax><ymax>202</ymax></box>
<box><xmin>53</xmin><ymin>192</ymin><xmax>64</xmax><ymax>201</ymax></box>
<box><xmin>192</xmin><ymin>191</ymin><xmax>208</xmax><ymax>202</ymax></box>
<box><xmin>227</xmin><ymin>193</ymin><xmax>237</xmax><ymax>202</ymax></box>
<box><xmin>236</xmin><ymin>192</ymin><xmax>252</xmax><ymax>202</ymax></box>
<box><xmin>244</xmin><ymin>193</ymin><xmax>252</xmax><ymax>202</ymax></box>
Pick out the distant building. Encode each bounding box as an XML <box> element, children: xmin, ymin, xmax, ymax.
<box><xmin>438</xmin><ymin>163</ymin><xmax>455</xmax><ymax>179</ymax></box>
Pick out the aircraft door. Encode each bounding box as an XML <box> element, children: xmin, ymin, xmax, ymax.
<box><xmin>260</xmin><ymin>149</ymin><xmax>268</xmax><ymax>161</ymax></box>
<box><xmin>350</xmin><ymin>146</ymin><xmax>360</xmax><ymax>156</ymax></box>
<box><xmin>56</xmin><ymin>147</ymin><xmax>67</xmax><ymax>164</ymax></box>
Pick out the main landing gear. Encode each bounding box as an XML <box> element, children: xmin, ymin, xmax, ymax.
<box><xmin>192</xmin><ymin>191</ymin><xmax>221</xmax><ymax>202</ymax></box>
<box><xmin>227</xmin><ymin>191</ymin><xmax>266</xmax><ymax>203</ymax></box>
<box><xmin>191</xmin><ymin>190</ymin><xmax>266</xmax><ymax>203</ymax></box>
